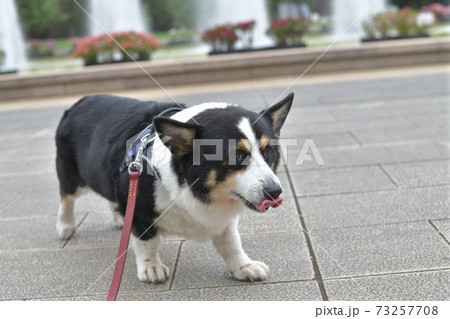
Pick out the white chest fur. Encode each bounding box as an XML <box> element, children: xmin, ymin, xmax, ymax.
<box><xmin>153</xmin><ymin>180</ymin><xmax>243</xmax><ymax>241</ymax></box>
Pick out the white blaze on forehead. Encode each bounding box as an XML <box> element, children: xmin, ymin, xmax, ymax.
<box><xmin>171</xmin><ymin>102</ymin><xmax>228</xmax><ymax>123</ymax></box>
<box><xmin>237</xmin><ymin>117</ymin><xmax>258</xmax><ymax>146</ymax></box>
<box><xmin>237</xmin><ymin>117</ymin><xmax>265</xmax><ymax>163</ymax></box>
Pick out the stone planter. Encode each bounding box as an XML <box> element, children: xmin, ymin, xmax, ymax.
<box><xmin>361</xmin><ymin>33</ymin><xmax>430</xmax><ymax>43</ymax></box>
<box><xmin>84</xmin><ymin>53</ymin><xmax>151</xmax><ymax>66</ymax></box>
<box><xmin>167</xmin><ymin>39</ymin><xmax>195</xmax><ymax>46</ymax></box>
<box><xmin>209</xmin><ymin>43</ymin><xmax>306</xmax><ymax>56</ymax></box>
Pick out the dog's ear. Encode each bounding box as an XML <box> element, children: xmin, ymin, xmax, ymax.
<box><xmin>153</xmin><ymin>117</ymin><xmax>198</xmax><ymax>158</ymax></box>
<box><xmin>260</xmin><ymin>93</ymin><xmax>293</xmax><ymax>136</ymax></box>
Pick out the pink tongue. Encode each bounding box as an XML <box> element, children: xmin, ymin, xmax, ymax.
<box><xmin>254</xmin><ymin>197</ymin><xmax>283</xmax><ymax>213</ymax></box>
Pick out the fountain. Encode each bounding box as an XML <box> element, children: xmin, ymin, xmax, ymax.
<box><xmin>0</xmin><ymin>0</ymin><xmax>27</xmax><ymax>73</ymax></box>
<box><xmin>196</xmin><ymin>0</ymin><xmax>273</xmax><ymax>49</ymax></box>
<box><xmin>333</xmin><ymin>0</ymin><xmax>387</xmax><ymax>40</ymax></box>
<box><xmin>88</xmin><ymin>0</ymin><xmax>147</xmax><ymax>36</ymax></box>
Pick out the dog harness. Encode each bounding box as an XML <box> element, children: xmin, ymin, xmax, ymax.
<box><xmin>120</xmin><ymin>107</ymin><xmax>183</xmax><ymax>175</ymax></box>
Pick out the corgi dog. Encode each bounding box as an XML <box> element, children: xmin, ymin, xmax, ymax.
<box><xmin>55</xmin><ymin>93</ymin><xmax>293</xmax><ymax>283</ymax></box>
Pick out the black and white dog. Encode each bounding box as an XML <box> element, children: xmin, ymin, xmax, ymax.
<box><xmin>55</xmin><ymin>93</ymin><xmax>293</xmax><ymax>283</ymax></box>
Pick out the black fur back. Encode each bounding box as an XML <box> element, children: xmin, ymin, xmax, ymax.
<box><xmin>55</xmin><ymin>95</ymin><xmax>184</xmax><ymax>239</ymax></box>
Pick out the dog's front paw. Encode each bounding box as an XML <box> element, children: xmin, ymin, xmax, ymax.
<box><xmin>232</xmin><ymin>261</ymin><xmax>269</xmax><ymax>282</ymax></box>
<box><xmin>56</xmin><ymin>222</ymin><xmax>75</xmax><ymax>240</ymax></box>
<box><xmin>137</xmin><ymin>262</ymin><xmax>170</xmax><ymax>284</ymax></box>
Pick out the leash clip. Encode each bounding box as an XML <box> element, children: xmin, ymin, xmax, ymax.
<box><xmin>127</xmin><ymin>133</ymin><xmax>158</xmax><ymax>176</ymax></box>
<box><xmin>128</xmin><ymin>161</ymin><xmax>143</xmax><ymax>175</ymax></box>
<box><xmin>140</xmin><ymin>132</ymin><xmax>157</xmax><ymax>147</ymax></box>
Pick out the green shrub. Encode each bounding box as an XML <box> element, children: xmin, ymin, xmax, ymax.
<box><xmin>266</xmin><ymin>17</ymin><xmax>309</xmax><ymax>45</ymax></box>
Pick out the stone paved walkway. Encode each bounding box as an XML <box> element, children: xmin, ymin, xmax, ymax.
<box><xmin>0</xmin><ymin>66</ymin><xmax>448</xmax><ymax>300</ymax></box>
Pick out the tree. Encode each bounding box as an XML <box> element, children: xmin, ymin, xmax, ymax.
<box><xmin>16</xmin><ymin>0</ymin><xmax>87</xmax><ymax>38</ymax></box>
<box><xmin>142</xmin><ymin>0</ymin><xmax>197</xmax><ymax>31</ymax></box>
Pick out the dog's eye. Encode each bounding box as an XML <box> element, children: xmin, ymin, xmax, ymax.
<box><xmin>263</xmin><ymin>146</ymin><xmax>273</xmax><ymax>158</ymax></box>
<box><xmin>235</xmin><ymin>150</ymin><xmax>246</xmax><ymax>164</ymax></box>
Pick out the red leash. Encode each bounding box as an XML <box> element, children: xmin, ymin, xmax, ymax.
<box><xmin>106</xmin><ymin>171</ymin><xmax>140</xmax><ymax>301</ymax></box>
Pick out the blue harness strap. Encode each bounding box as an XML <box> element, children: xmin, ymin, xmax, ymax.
<box><xmin>120</xmin><ymin>107</ymin><xmax>183</xmax><ymax>174</ymax></box>
<box><xmin>120</xmin><ymin>124</ymin><xmax>153</xmax><ymax>173</ymax></box>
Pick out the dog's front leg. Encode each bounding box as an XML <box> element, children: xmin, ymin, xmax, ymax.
<box><xmin>131</xmin><ymin>232</ymin><xmax>169</xmax><ymax>284</ymax></box>
<box><xmin>212</xmin><ymin>218</ymin><xmax>268</xmax><ymax>281</ymax></box>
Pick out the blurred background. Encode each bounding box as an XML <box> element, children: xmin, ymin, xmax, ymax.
<box><xmin>0</xmin><ymin>1</ymin><xmax>448</xmax><ymax>302</ymax></box>
<box><xmin>0</xmin><ymin>0</ymin><xmax>449</xmax><ymax>74</ymax></box>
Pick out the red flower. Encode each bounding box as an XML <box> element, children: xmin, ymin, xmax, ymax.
<box><xmin>72</xmin><ymin>31</ymin><xmax>159</xmax><ymax>63</ymax></box>
<box><xmin>399</xmin><ymin>6</ymin><xmax>412</xmax><ymax>15</ymax></box>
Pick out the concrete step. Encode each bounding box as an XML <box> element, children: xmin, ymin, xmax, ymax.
<box><xmin>0</xmin><ymin>37</ymin><xmax>449</xmax><ymax>101</ymax></box>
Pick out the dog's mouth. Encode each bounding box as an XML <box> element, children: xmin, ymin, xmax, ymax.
<box><xmin>234</xmin><ymin>193</ymin><xmax>283</xmax><ymax>213</ymax></box>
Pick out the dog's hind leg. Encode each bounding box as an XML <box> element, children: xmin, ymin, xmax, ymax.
<box><xmin>56</xmin><ymin>190</ymin><xmax>80</xmax><ymax>240</ymax></box>
<box><xmin>131</xmin><ymin>231</ymin><xmax>170</xmax><ymax>284</ymax></box>
<box><xmin>55</xmin><ymin>146</ymin><xmax>84</xmax><ymax>240</ymax></box>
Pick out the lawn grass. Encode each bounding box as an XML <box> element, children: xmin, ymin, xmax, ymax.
<box><xmin>153</xmin><ymin>31</ymin><xmax>171</xmax><ymax>42</ymax></box>
<box><xmin>26</xmin><ymin>56</ymin><xmax>83</xmax><ymax>73</ymax></box>
<box><xmin>26</xmin><ymin>44</ymin><xmax>207</xmax><ymax>72</ymax></box>
<box><xmin>55</xmin><ymin>38</ymin><xmax>75</xmax><ymax>51</ymax></box>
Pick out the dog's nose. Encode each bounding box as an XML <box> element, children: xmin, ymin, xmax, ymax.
<box><xmin>263</xmin><ymin>184</ymin><xmax>282</xmax><ymax>199</ymax></box>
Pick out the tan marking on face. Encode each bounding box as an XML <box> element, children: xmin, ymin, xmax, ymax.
<box><xmin>209</xmin><ymin>170</ymin><xmax>243</xmax><ymax>203</ymax></box>
<box><xmin>270</xmin><ymin>162</ymin><xmax>276</xmax><ymax>171</ymax></box>
<box><xmin>206</xmin><ymin>170</ymin><xmax>217</xmax><ymax>188</ymax></box>
<box><xmin>237</xmin><ymin>139</ymin><xmax>251</xmax><ymax>152</ymax></box>
<box><xmin>260</xmin><ymin>134</ymin><xmax>270</xmax><ymax>150</ymax></box>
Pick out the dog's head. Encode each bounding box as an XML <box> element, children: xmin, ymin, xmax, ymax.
<box><xmin>153</xmin><ymin>93</ymin><xmax>293</xmax><ymax>212</ymax></box>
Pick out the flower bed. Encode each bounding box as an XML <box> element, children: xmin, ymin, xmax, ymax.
<box><xmin>26</xmin><ymin>38</ymin><xmax>57</xmax><ymax>57</ymax></box>
<box><xmin>203</xmin><ymin>18</ymin><xmax>309</xmax><ymax>55</ymax></box>
<box><xmin>72</xmin><ymin>31</ymin><xmax>160</xmax><ymax>66</ymax></box>
<box><xmin>202</xmin><ymin>20</ymin><xmax>255</xmax><ymax>53</ymax></box>
<box><xmin>208</xmin><ymin>42</ymin><xmax>306</xmax><ymax>56</ymax></box>
<box><xmin>421</xmin><ymin>3</ymin><xmax>450</xmax><ymax>22</ymax></box>
<box><xmin>362</xmin><ymin>6</ymin><xmax>436</xmax><ymax>42</ymax></box>
<box><xmin>266</xmin><ymin>17</ymin><xmax>309</xmax><ymax>46</ymax></box>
